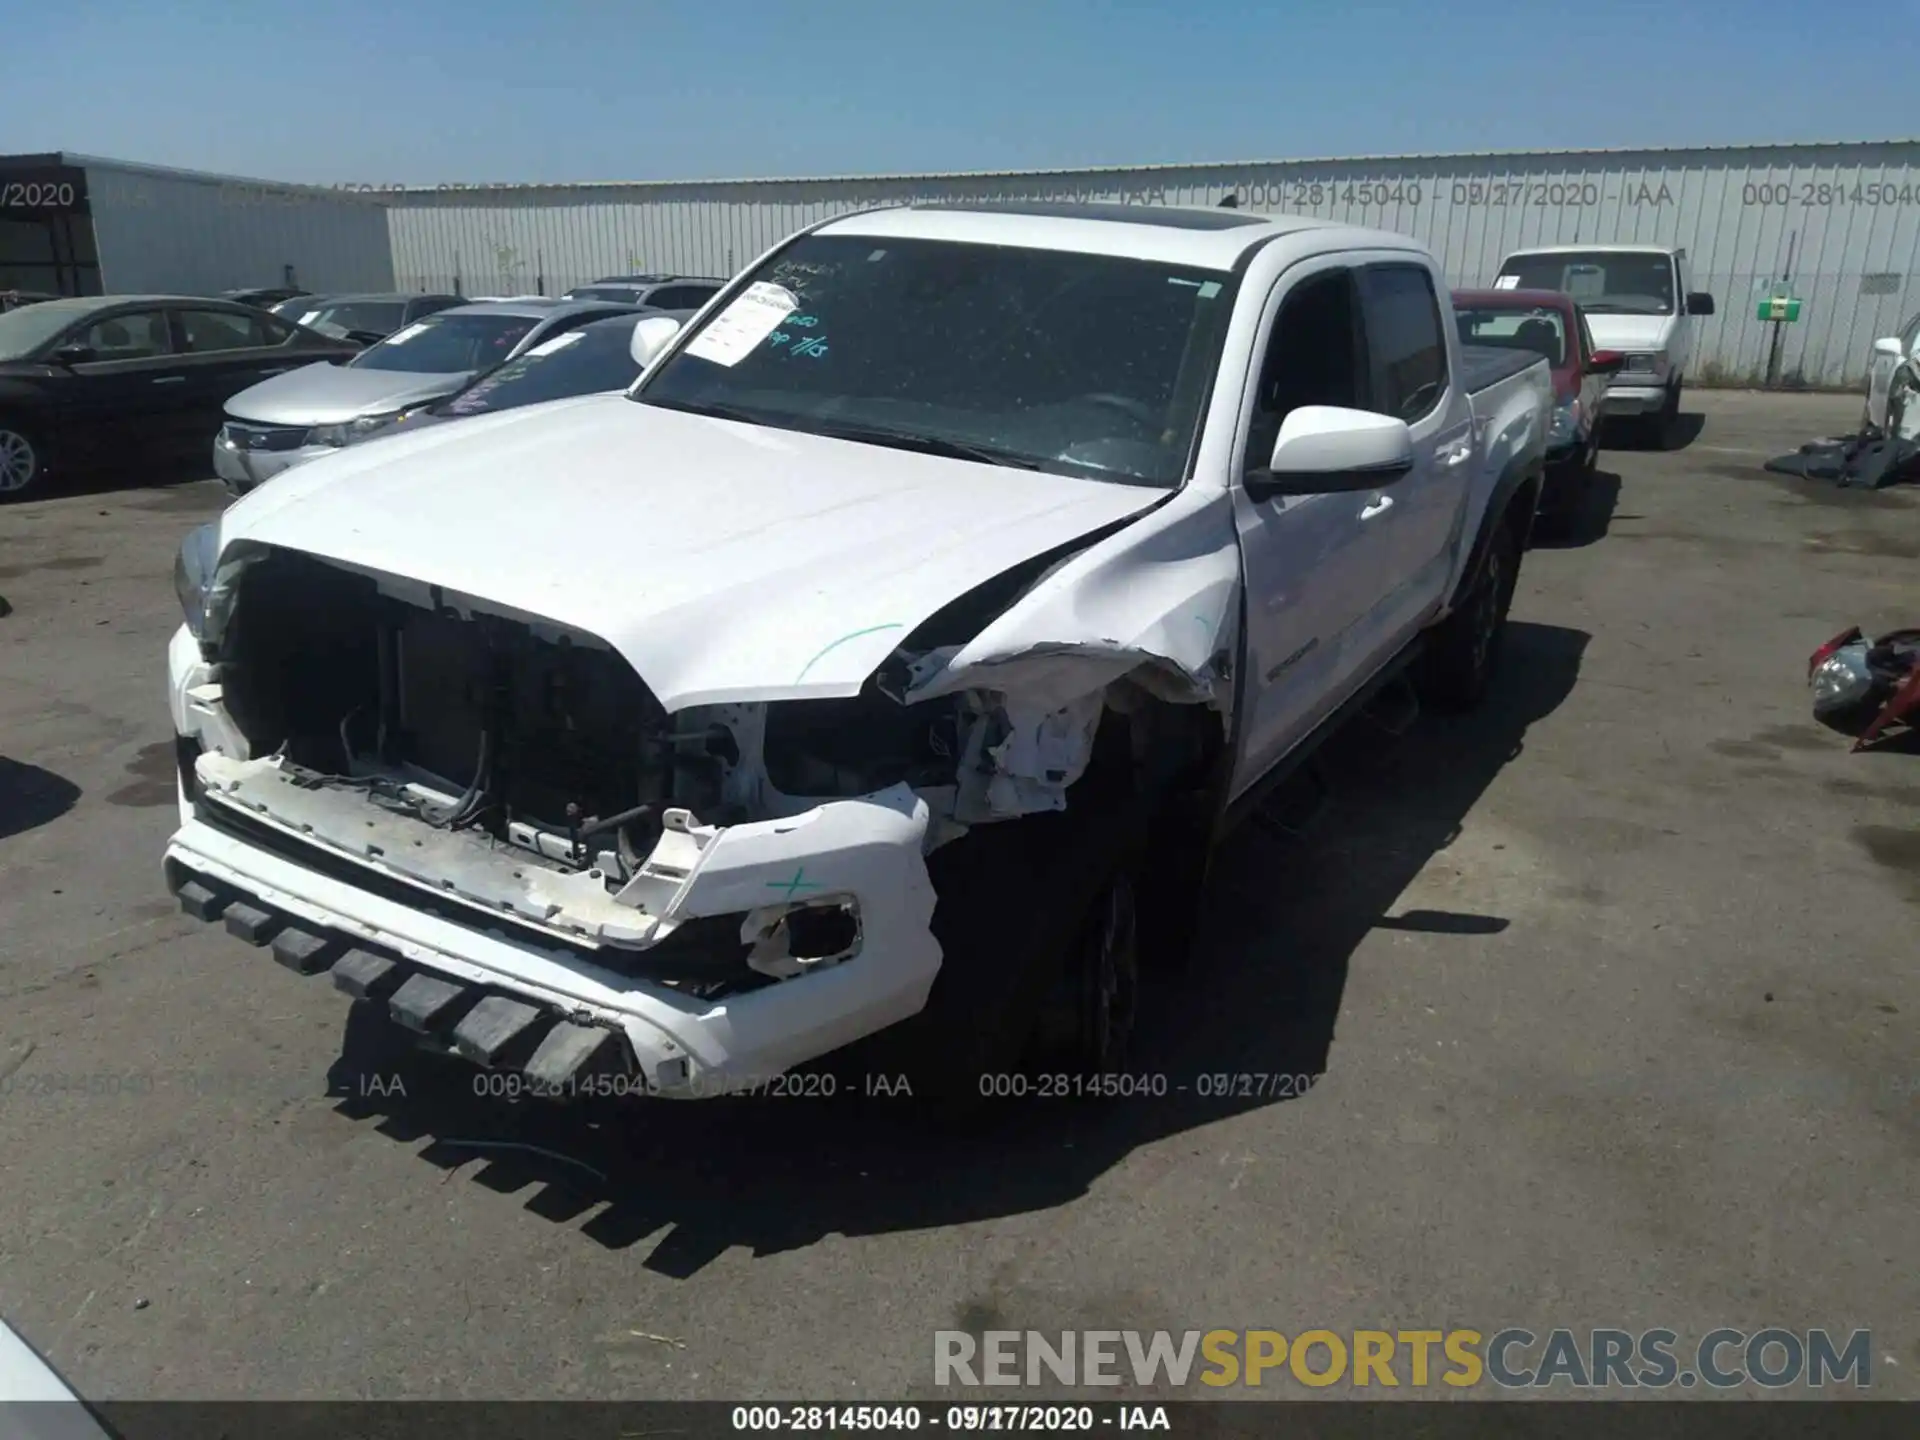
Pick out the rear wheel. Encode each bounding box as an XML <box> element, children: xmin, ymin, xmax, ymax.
<box><xmin>1418</xmin><ymin>513</ymin><xmax>1522</xmax><ymax>713</ymax></box>
<box><xmin>0</xmin><ymin>421</ymin><xmax>45</xmax><ymax>500</ymax></box>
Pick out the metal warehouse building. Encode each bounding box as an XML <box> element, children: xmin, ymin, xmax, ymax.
<box><xmin>0</xmin><ymin>152</ymin><xmax>394</xmax><ymax>298</ymax></box>
<box><xmin>10</xmin><ymin>142</ymin><xmax>1919</xmax><ymax>386</ymax></box>
<box><xmin>383</xmin><ymin>140</ymin><xmax>1920</xmax><ymax>387</ymax></box>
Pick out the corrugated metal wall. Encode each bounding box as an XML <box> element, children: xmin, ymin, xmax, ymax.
<box><xmin>84</xmin><ymin>159</ymin><xmax>394</xmax><ymax>295</ymax></box>
<box><xmin>385</xmin><ymin>142</ymin><xmax>1920</xmax><ymax>387</ymax></box>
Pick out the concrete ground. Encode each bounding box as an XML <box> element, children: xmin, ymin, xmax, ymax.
<box><xmin>0</xmin><ymin>391</ymin><xmax>1915</xmax><ymax>1402</ymax></box>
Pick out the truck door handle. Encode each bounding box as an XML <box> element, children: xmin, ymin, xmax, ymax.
<box><xmin>1442</xmin><ymin>444</ymin><xmax>1473</xmax><ymax>466</ymax></box>
<box><xmin>1359</xmin><ymin>495</ymin><xmax>1394</xmax><ymax>520</ymax></box>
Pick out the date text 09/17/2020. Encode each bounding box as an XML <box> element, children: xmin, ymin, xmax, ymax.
<box><xmin>459</xmin><ymin>1070</ymin><xmax>1326</xmax><ymax>1102</ymax></box>
<box><xmin>730</xmin><ymin>1404</ymin><xmax>1168</xmax><ymax>1432</ymax></box>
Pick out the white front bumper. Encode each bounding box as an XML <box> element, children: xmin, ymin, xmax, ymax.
<box><xmin>1603</xmin><ymin>381</ymin><xmax>1668</xmax><ymax>414</ymax></box>
<box><xmin>164</xmin><ymin>803</ymin><xmax>941</xmax><ymax>1095</ymax></box>
<box><xmin>164</xmin><ymin>629</ymin><xmax>944</xmax><ymax>1097</ymax></box>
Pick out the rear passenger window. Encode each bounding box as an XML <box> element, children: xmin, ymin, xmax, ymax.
<box><xmin>1360</xmin><ymin>265</ymin><xmax>1448</xmax><ymax>421</ymax></box>
<box><xmin>177</xmin><ymin>309</ymin><xmax>270</xmax><ymax>352</ymax></box>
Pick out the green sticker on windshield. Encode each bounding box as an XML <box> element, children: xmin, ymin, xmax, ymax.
<box><xmin>1198</xmin><ymin>281</ymin><xmax>1222</xmax><ymax>299</ymax></box>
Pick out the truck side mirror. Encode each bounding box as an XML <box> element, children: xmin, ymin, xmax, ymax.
<box><xmin>630</xmin><ymin>315</ymin><xmax>683</xmax><ymax>369</ymax></box>
<box><xmin>1686</xmin><ymin>292</ymin><xmax>1715</xmax><ymax>316</ymax></box>
<box><xmin>1873</xmin><ymin>336</ymin><xmax>1905</xmax><ymax>360</ymax></box>
<box><xmin>1246</xmin><ymin>406</ymin><xmax>1415</xmax><ymax>502</ymax></box>
<box><xmin>1588</xmin><ymin>349</ymin><xmax>1627</xmax><ymax>375</ymax></box>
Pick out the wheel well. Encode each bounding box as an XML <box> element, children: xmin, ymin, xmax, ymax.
<box><xmin>1507</xmin><ymin>470</ymin><xmax>1542</xmax><ymax>546</ymax></box>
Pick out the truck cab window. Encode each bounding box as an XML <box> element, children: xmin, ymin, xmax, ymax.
<box><xmin>1247</xmin><ymin>269</ymin><xmax>1363</xmax><ymax>469</ymax></box>
<box><xmin>1361</xmin><ymin>264</ymin><xmax>1448</xmax><ymax>421</ymax></box>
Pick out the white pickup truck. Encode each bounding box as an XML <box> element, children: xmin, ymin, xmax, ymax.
<box><xmin>164</xmin><ymin>202</ymin><xmax>1551</xmax><ymax>1103</ymax></box>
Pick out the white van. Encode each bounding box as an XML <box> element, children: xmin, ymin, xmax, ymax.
<box><xmin>1494</xmin><ymin>245</ymin><xmax>1714</xmax><ymax>446</ymax></box>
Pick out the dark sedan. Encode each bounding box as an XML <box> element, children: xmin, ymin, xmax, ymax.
<box><xmin>0</xmin><ymin>294</ymin><xmax>361</xmax><ymax>499</ymax></box>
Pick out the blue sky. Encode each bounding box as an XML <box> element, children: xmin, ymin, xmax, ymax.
<box><xmin>6</xmin><ymin>0</ymin><xmax>1910</xmax><ymax>184</ymax></box>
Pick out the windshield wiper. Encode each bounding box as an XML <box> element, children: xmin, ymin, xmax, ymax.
<box><xmin>805</xmin><ymin>422</ymin><xmax>1042</xmax><ymax>469</ymax></box>
<box><xmin>636</xmin><ymin>400</ymin><xmax>1043</xmax><ymax>469</ymax></box>
<box><xmin>637</xmin><ymin>396</ymin><xmax>786</xmax><ymax>427</ymax></box>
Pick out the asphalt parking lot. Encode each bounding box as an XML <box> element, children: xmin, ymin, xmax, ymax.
<box><xmin>1</xmin><ymin>389</ymin><xmax>1916</xmax><ymax>1402</ymax></box>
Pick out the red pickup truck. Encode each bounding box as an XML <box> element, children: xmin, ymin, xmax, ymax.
<box><xmin>1452</xmin><ymin>287</ymin><xmax>1624</xmax><ymax>533</ymax></box>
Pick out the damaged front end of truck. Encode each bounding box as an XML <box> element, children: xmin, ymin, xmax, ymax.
<box><xmin>163</xmin><ymin>490</ymin><xmax>1240</xmax><ymax>1100</ymax></box>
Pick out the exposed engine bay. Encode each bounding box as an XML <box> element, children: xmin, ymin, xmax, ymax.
<box><xmin>204</xmin><ymin>546</ymin><xmax>1126</xmax><ymax>866</ymax></box>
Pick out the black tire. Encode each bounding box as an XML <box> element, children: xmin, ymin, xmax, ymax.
<box><xmin>875</xmin><ymin>775</ymin><xmax>1152</xmax><ymax>1118</ymax></box>
<box><xmin>1417</xmin><ymin>511</ymin><xmax>1522</xmax><ymax>713</ymax></box>
<box><xmin>1645</xmin><ymin>378</ymin><xmax>1682</xmax><ymax>450</ymax></box>
<box><xmin>0</xmin><ymin>419</ymin><xmax>47</xmax><ymax>500</ymax></box>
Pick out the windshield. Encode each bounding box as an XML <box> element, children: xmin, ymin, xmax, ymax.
<box><xmin>1498</xmin><ymin>251</ymin><xmax>1675</xmax><ymax>316</ymax></box>
<box><xmin>297</xmin><ymin>301</ymin><xmax>405</xmax><ymax>339</ymax></box>
<box><xmin>350</xmin><ymin>312</ymin><xmax>539</xmax><ymax>373</ymax></box>
<box><xmin>0</xmin><ymin>301</ymin><xmax>88</xmax><ymax>360</ymax></box>
<box><xmin>635</xmin><ymin>234</ymin><xmax>1236</xmax><ymax>487</ymax></box>
<box><xmin>1457</xmin><ymin>305</ymin><xmax>1567</xmax><ymax>366</ymax></box>
<box><xmin>432</xmin><ymin>324</ymin><xmax>641</xmax><ymax>417</ymax></box>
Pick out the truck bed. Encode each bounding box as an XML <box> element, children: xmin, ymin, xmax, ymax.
<box><xmin>1459</xmin><ymin>344</ymin><xmax>1546</xmax><ymax>394</ymax></box>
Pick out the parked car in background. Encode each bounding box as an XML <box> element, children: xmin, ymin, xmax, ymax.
<box><xmin>223</xmin><ymin>286</ymin><xmax>311</xmax><ymax>310</ymax></box>
<box><xmin>1493</xmin><ymin>245</ymin><xmax>1713</xmax><ymax>448</ymax></box>
<box><xmin>165</xmin><ymin>203</ymin><xmax>1550</xmax><ymax>1105</ymax></box>
<box><xmin>270</xmin><ymin>293</ymin><xmax>334</xmax><ymax>320</ymax></box>
<box><xmin>1</xmin><ymin>290</ymin><xmax>60</xmax><ymax>313</ymax></box>
<box><xmin>287</xmin><ymin>292</ymin><xmax>466</xmax><ymax>346</ymax></box>
<box><xmin>1452</xmin><ymin>287</ymin><xmax>1625</xmax><ymax>533</ymax></box>
<box><xmin>0</xmin><ymin>294</ymin><xmax>361</xmax><ymax>499</ymax></box>
<box><xmin>214</xmin><ymin>298</ymin><xmax>645</xmax><ymax>493</ymax></box>
<box><xmin>1864</xmin><ymin>307</ymin><xmax>1920</xmax><ymax>440</ymax></box>
<box><xmin>344</xmin><ymin>312</ymin><xmax>652</xmax><ymax>447</ymax></box>
<box><xmin>562</xmin><ymin>274</ymin><xmax>727</xmax><ymax>309</ymax></box>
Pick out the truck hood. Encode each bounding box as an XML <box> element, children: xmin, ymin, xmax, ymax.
<box><xmin>218</xmin><ymin>395</ymin><xmax>1168</xmax><ymax>711</ymax></box>
<box><xmin>1584</xmin><ymin>314</ymin><xmax>1676</xmax><ymax>353</ymax></box>
<box><xmin>224</xmin><ymin>361</ymin><xmax>473</xmax><ymax>426</ymax></box>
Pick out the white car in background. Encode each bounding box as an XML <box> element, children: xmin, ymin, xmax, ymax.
<box><xmin>212</xmin><ymin>299</ymin><xmax>642</xmax><ymax>494</ymax></box>
<box><xmin>1864</xmin><ymin>307</ymin><xmax>1919</xmax><ymax>439</ymax></box>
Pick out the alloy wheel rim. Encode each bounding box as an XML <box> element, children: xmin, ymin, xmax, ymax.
<box><xmin>0</xmin><ymin>430</ymin><xmax>33</xmax><ymax>492</ymax></box>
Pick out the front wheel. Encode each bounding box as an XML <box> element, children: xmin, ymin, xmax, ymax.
<box><xmin>878</xmin><ymin>784</ymin><xmax>1152</xmax><ymax>1117</ymax></box>
<box><xmin>0</xmin><ymin>421</ymin><xmax>46</xmax><ymax>500</ymax></box>
<box><xmin>1417</xmin><ymin>516</ymin><xmax>1521</xmax><ymax>713</ymax></box>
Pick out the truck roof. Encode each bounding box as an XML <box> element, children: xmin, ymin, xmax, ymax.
<box><xmin>1501</xmin><ymin>243</ymin><xmax>1678</xmax><ymax>257</ymax></box>
<box><xmin>816</xmin><ymin>201</ymin><xmax>1429</xmax><ymax>270</ymax></box>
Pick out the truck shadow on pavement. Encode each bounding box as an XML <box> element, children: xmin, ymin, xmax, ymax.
<box><xmin>1532</xmin><ymin>469</ymin><xmax>1623</xmax><ymax>548</ymax></box>
<box><xmin>325</xmin><ymin>620</ymin><xmax>1589</xmax><ymax>1275</ymax></box>
<box><xmin>0</xmin><ymin>758</ymin><xmax>82</xmax><ymax>841</ymax></box>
